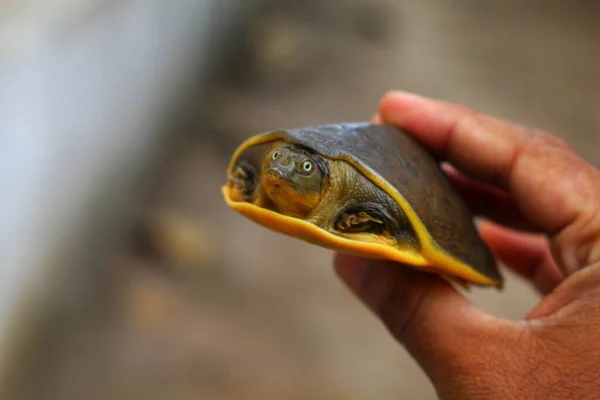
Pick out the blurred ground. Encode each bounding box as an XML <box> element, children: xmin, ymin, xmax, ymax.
<box><xmin>8</xmin><ymin>0</ymin><xmax>600</xmax><ymax>399</ymax></box>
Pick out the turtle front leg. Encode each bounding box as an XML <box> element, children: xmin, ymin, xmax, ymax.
<box><xmin>334</xmin><ymin>204</ymin><xmax>389</xmax><ymax>234</ymax></box>
<box><xmin>336</xmin><ymin>211</ymin><xmax>384</xmax><ymax>232</ymax></box>
<box><xmin>227</xmin><ymin>161</ymin><xmax>257</xmax><ymax>202</ymax></box>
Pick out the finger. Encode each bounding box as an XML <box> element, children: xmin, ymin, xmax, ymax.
<box><xmin>379</xmin><ymin>91</ymin><xmax>600</xmax><ymax>274</ymax></box>
<box><xmin>442</xmin><ymin>164</ymin><xmax>539</xmax><ymax>233</ymax></box>
<box><xmin>479</xmin><ymin>222</ymin><xmax>564</xmax><ymax>294</ymax></box>
<box><xmin>334</xmin><ymin>252</ymin><xmax>523</xmax><ymax>383</ymax></box>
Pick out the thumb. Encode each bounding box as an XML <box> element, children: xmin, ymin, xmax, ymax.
<box><xmin>334</xmin><ymin>253</ymin><xmax>525</xmax><ymax>387</ymax></box>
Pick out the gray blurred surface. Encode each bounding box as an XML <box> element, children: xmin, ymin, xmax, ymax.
<box><xmin>3</xmin><ymin>0</ymin><xmax>599</xmax><ymax>399</ymax></box>
<box><xmin>0</xmin><ymin>0</ymin><xmax>247</xmax><ymax>397</ymax></box>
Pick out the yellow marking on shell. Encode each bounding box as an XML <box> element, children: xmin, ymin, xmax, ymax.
<box><xmin>336</xmin><ymin>159</ymin><xmax>500</xmax><ymax>287</ymax></box>
<box><xmin>227</xmin><ymin>132</ymin><xmax>501</xmax><ymax>287</ymax></box>
<box><xmin>222</xmin><ymin>186</ymin><xmax>429</xmax><ymax>266</ymax></box>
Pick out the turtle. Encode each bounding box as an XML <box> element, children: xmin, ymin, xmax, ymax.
<box><xmin>222</xmin><ymin>122</ymin><xmax>503</xmax><ymax>288</ymax></box>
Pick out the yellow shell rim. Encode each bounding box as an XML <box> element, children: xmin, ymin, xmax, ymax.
<box><xmin>224</xmin><ymin>132</ymin><xmax>501</xmax><ymax>287</ymax></box>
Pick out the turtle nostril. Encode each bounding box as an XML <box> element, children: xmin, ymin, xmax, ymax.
<box><xmin>266</xmin><ymin>168</ymin><xmax>283</xmax><ymax>183</ymax></box>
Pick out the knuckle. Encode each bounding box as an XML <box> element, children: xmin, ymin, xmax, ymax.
<box><xmin>504</xmin><ymin>120</ymin><xmax>574</xmax><ymax>153</ymax></box>
<box><xmin>528</xmin><ymin>127</ymin><xmax>573</xmax><ymax>151</ymax></box>
<box><xmin>552</xmin><ymin>206</ymin><xmax>600</xmax><ymax>273</ymax></box>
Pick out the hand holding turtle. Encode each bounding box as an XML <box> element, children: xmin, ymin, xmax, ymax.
<box><xmin>335</xmin><ymin>91</ymin><xmax>600</xmax><ymax>399</ymax></box>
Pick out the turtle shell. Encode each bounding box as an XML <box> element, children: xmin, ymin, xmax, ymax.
<box><xmin>223</xmin><ymin>123</ymin><xmax>503</xmax><ymax>287</ymax></box>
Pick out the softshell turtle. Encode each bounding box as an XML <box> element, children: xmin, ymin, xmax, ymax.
<box><xmin>222</xmin><ymin>123</ymin><xmax>503</xmax><ymax>287</ymax></box>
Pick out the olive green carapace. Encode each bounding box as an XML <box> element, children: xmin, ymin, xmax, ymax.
<box><xmin>224</xmin><ymin>122</ymin><xmax>504</xmax><ymax>287</ymax></box>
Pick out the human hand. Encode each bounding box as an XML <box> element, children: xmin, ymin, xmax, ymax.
<box><xmin>334</xmin><ymin>91</ymin><xmax>600</xmax><ymax>399</ymax></box>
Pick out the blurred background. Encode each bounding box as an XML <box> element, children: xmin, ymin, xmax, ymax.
<box><xmin>0</xmin><ymin>0</ymin><xmax>599</xmax><ymax>399</ymax></box>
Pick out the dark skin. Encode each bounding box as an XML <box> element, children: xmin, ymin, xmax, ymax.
<box><xmin>335</xmin><ymin>91</ymin><xmax>600</xmax><ymax>399</ymax></box>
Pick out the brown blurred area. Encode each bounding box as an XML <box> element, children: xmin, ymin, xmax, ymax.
<box><xmin>2</xmin><ymin>1</ymin><xmax>599</xmax><ymax>399</ymax></box>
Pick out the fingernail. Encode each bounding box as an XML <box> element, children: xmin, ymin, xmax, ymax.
<box><xmin>334</xmin><ymin>253</ymin><xmax>369</xmax><ymax>293</ymax></box>
<box><xmin>474</xmin><ymin>217</ymin><xmax>485</xmax><ymax>229</ymax></box>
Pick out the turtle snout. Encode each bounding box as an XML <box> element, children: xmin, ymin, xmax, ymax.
<box><xmin>265</xmin><ymin>167</ymin><xmax>285</xmax><ymax>183</ymax></box>
<box><xmin>266</xmin><ymin>159</ymin><xmax>295</xmax><ymax>183</ymax></box>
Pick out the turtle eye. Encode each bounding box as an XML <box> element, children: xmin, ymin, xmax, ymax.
<box><xmin>302</xmin><ymin>161</ymin><xmax>313</xmax><ymax>172</ymax></box>
<box><xmin>271</xmin><ymin>151</ymin><xmax>280</xmax><ymax>160</ymax></box>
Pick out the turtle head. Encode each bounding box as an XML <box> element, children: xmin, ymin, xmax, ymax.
<box><xmin>262</xmin><ymin>145</ymin><xmax>326</xmax><ymax>218</ymax></box>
